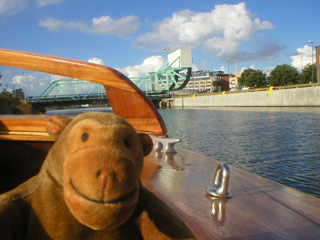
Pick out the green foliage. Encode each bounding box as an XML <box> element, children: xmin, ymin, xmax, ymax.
<box><xmin>0</xmin><ymin>88</ymin><xmax>25</xmax><ymax>104</ymax></box>
<box><xmin>299</xmin><ymin>63</ymin><xmax>316</xmax><ymax>84</ymax></box>
<box><xmin>236</xmin><ymin>63</ymin><xmax>315</xmax><ymax>90</ymax></box>
<box><xmin>268</xmin><ymin>64</ymin><xmax>299</xmax><ymax>86</ymax></box>
<box><xmin>0</xmin><ymin>90</ymin><xmax>19</xmax><ymax>104</ymax></box>
<box><xmin>239</xmin><ymin>69</ymin><xmax>267</xmax><ymax>88</ymax></box>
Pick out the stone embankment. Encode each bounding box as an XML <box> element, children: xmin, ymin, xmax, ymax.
<box><xmin>163</xmin><ymin>85</ymin><xmax>320</xmax><ymax>108</ymax></box>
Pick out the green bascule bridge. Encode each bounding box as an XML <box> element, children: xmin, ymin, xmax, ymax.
<box><xmin>131</xmin><ymin>49</ymin><xmax>193</xmax><ymax>93</ymax></box>
<box><xmin>27</xmin><ymin>49</ymin><xmax>192</xmax><ymax>107</ymax></box>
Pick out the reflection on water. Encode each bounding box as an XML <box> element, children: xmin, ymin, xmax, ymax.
<box><xmin>159</xmin><ymin>107</ymin><xmax>320</xmax><ymax>198</ymax></box>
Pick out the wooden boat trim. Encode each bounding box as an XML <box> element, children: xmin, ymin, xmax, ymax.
<box><xmin>0</xmin><ymin>134</ymin><xmax>53</xmax><ymax>141</ymax></box>
<box><xmin>0</xmin><ymin>116</ymin><xmax>51</xmax><ymax>141</ymax></box>
<box><xmin>0</xmin><ymin>49</ymin><xmax>167</xmax><ymax>135</ymax></box>
<box><xmin>142</xmin><ymin>147</ymin><xmax>320</xmax><ymax>239</ymax></box>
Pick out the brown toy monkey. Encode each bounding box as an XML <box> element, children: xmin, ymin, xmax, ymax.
<box><xmin>0</xmin><ymin>112</ymin><xmax>195</xmax><ymax>239</ymax></box>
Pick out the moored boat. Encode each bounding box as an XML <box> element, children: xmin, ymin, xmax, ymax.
<box><xmin>1</xmin><ymin>49</ymin><xmax>320</xmax><ymax>239</ymax></box>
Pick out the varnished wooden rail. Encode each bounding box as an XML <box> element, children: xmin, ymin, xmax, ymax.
<box><xmin>142</xmin><ymin>147</ymin><xmax>320</xmax><ymax>239</ymax></box>
<box><xmin>0</xmin><ymin>49</ymin><xmax>167</xmax><ymax>135</ymax></box>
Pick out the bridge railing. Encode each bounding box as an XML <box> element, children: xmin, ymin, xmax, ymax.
<box><xmin>144</xmin><ymin>91</ymin><xmax>172</xmax><ymax>98</ymax></box>
<box><xmin>27</xmin><ymin>93</ymin><xmax>108</xmax><ymax>103</ymax></box>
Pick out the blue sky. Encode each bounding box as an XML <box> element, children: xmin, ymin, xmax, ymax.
<box><xmin>0</xmin><ymin>0</ymin><xmax>319</xmax><ymax>96</ymax></box>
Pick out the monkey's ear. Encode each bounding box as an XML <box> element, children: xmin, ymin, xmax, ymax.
<box><xmin>138</xmin><ymin>133</ymin><xmax>153</xmax><ymax>156</ymax></box>
<box><xmin>47</xmin><ymin>115</ymin><xmax>72</xmax><ymax>139</ymax></box>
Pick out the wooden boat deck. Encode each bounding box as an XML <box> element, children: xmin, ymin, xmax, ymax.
<box><xmin>142</xmin><ymin>147</ymin><xmax>320</xmax><ymax>239</ymax></box>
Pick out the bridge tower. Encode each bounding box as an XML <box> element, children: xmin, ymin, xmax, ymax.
<box><xmin>131</xmin><ymin>49</ymin><xmax>192</xmax><ymax>92</ymax></box>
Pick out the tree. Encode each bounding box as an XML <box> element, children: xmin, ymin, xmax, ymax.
<box><xmin>239</xmin><ymin>69</ymin><xmax>267</xmax><ymax>88</ymax></box>
<box><xmin>268</xmin><ymin>64</ymin><xmax>299</xmax><ymax>86</ymax></box>
<box><xmin>0</xmin><ymin>90</ymin><xmax>18</xmax><ymax>103</ymax></box>
<box><xmin>0</xmin><ymin>89</ymin><xmax>25</xmax><ymax>104</ymax></box>
<box><xmin>299</xmin><ymin>63</ymin><xmax>316</xmax><ymax>84</ymax></box>
<box><xmin>12</xmin><ymin>88</ymin><xmax>25</xmax><ymax>100</ymax></box>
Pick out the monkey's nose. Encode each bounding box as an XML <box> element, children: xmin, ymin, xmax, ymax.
<box><xmin>96</xmin><ymin>169</ymin><xmax>115</xmax><ymax>189</ymax></box>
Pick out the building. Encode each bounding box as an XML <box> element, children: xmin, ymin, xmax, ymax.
<box><xmin>209</xmin><ymin>71</ymin><xmax>230</xmax><ymax>92</ymax></box>
<box><xmin>186</xmin><ymin>70</ymin><xmax>212</xmax><ymax>92</ymax></box>
<box><xmin>175</xmin><ymin>70</ymin><xmax>230</xmax><ymax>93</ymax></box>
<box><xmin>229</xmin><ymin>73</ymin><xmax>241</xmax><ymax>91</ymax></box>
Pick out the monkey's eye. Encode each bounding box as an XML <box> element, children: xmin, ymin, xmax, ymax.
<box><xmin>81</xmin><ymin>132</ymin><xmax>89</xmax><ymax>142</ymax></box>
<box><xmin>124</xmin><ymin>138</ymin><xmax>130</xmax><ymax>149</ymax></box>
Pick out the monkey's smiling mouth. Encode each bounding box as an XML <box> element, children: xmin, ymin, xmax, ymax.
<box><xmin>69</xmin><ymin>178</ymin><xmax>137</xmax><ymax>204</ymax></box>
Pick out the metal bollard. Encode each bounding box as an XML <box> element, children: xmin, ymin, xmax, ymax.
<box><xmin>150</xmin><ymin>135</ymin><xmax>181</xmax><ymax>153</ymax></box>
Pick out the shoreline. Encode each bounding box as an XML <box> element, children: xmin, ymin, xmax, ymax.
<box><xmin>163</xmin><ymin>85</ymin><xmax>320</xmax><ymax>108</ymax></box>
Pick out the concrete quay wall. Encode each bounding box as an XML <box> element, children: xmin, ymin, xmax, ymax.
<box><xmin>167</xmin><ymin>86</ymin><xmax>320</xmax><ymax>107</ymax></box>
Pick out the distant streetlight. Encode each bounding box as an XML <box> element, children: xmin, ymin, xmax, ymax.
<box><xmin>226</xmin><ymin>57</ymin><xmax>229</xmax><ymax>69</ymax></box>
<box><xmin>227</xmin><ymin>58</ymin><xmax>230</xmax><ymax>89</ymax></box>
<box><xmin>163</xmin><ymin>46</ymin><xmax>170</xmax><ymax>58</ymax></box>
<box><xmin>309</xmin><ymin>40</ymin><xmax>314</xmax><ymax>82</ymax></box>
<box><xmin>211</xmin><ymin>62</ymin><xmax>214</xmax><ymax>72</ymax></box>
<box><xmin>301</xmin><ymin>56</ymin><xmax>303</xmax><ymax>72</ymax></box>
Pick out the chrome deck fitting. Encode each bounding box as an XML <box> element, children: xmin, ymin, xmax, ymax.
<box><xmin>150</xmin><ymin>135</ymin><xmax>181</xmax><ymax>153</ymax></box>
<box><xmin>207</xmin><ymin>162</ymin><xmax>232</xmax><ymax>198</ymax></box>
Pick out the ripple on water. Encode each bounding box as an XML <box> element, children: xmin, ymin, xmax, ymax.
<box><xmin>159</xmin><ymin>107</ymin><xmax>320</xmax><ymax>198</ymax></box>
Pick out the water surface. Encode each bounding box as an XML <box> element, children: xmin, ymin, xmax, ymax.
<box><xmin>159</xmin><ymin>107</ymin><xmax>320</xmax><ymax>198</ymax></box>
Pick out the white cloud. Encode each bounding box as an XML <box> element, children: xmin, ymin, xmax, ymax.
<box><xmin>90</xmin><ymin>15</ymin><xmax>140</xmax><ymax>37</ymax></box>
<box><xmin>0</xmin><ymin>0</ymin><xmax>65</xmax><ymax>16</ymax></box>
<box><xmin>38</xmin><ymin>17</ymin><xmax>87</xmax><ymax>32</ymax></box>
<box><xmin>237</xmin><ymin>39</ymin><xmax>285</xmax><ymax>62</ymax></box>
<box><xmin>9</xmin><ymin>72</ymin><xmax>65</xmax><ymax>96</ymax></box>
<box><xmin>220</xmin><ymin>65</ymin><xmax>227</xmax><ymax>73</ymax></box>
<box><xmin>249</xmin><ymin>65</ymin><xmax>257</xmax><ymax>70</ymax></box>
<box><xmin>12</xmin><ymin>74</ymin><xmax>45</xmax><ymax>96</ymax></box>
<box><xmin>240</xmin><ymin>65</ymin><xmax>257</xmax><ymax>73</ymax></box>
<box><xmin>13</xmin><ymin>75</ymin><xmax>32</xmax><ymax>89</ymax></box>
<box><xmin>262</xmin><ymin>66</ymin><xmax>275</xmax><ymax>75</ymax></box>
<box><xmin>192</xmin><ymin>63</ymin><xmax>199</xmax><ymax>71</ymax></box>
<box><xmin>88</xmin><ymin>57</ymin><xmax>105</xmax><ymax>65</ymax></box>
<box><xmin>0</xmin><ymin>0</ymin><xmax>28</xmax><ymax>16</ymax></box>
<box><xmin>37</xmin><ymin>0</ymin><xmax>64</xmax><ymax>6</ymax></box>
<box><xmin>137</xmin><ymin>3</ymin><xmax>274</xmax><ymax>60</ymax></box>
<box><xmin>118</xmin><ymin>55</ymin><xmax>165</xmax><ymax>78</ymax></box>
<box><xmin>39</xmin><ymin>15</ymin><xmax>140</xmax><ymax>37</ymax></box>
<box><xmin>238</xmin><ymin>65</ymin><xmax>274</xmax><ymax>75</ymax></box>
<box><xmin>291</xmin><ymin>45</ymin><xmax>313</xmax><ymax>71</ymax></box>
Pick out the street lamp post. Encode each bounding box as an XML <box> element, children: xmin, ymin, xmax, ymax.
<box><xmin>309</xmin><ymin>40</ymin><xmax>314</xmax><ymax>82</ymax></box>
<box><xmin>227</xmin><ymin>58</ymin><xmax>230</xmax><ymax>90</ymax></box>
<box><xmin>227</xmin><ymin>58</ymin><xmax>229</xmax><ymax>74</ymax></box>
<box><xmin>192</xmin><ymin>56</ymin><xmax>195</xmax><ymax>94</ymax></box>
<box><xmin>163</xmin><ymin>46</ymin><xmax>170</xmax><ymax>66</ymax></box>
<box><xmin>163</xmin><ymin>46</ymin><xmax>170</xmax><ymax>55</ymax></box>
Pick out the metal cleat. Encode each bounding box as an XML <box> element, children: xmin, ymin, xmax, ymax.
<box><xmin>150</xmin><ymin>135</ymin><xmax>181</xmax><ymax>153</ymax></box>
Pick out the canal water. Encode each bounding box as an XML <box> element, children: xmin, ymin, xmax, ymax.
<box><xmin>47</xmin><ymin>107</ymin><xmax>320</xmax><ymax>198</ymax></box>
